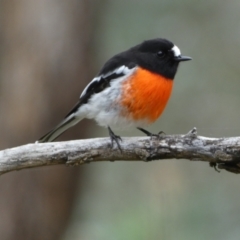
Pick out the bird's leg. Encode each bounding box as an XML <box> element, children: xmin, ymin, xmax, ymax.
<box><xmin>137</xmin><ymin>127</ymin><xmax>165</xmax><ymax>139</ymax></box>
<box><xmin>108</xmin><ymin>126</ymin><xmax>122</xmax><ymax>152</ymax></box>
<box><xmin>137</xmin><ymin>127</ymin><xmax>166</xmax><ymax>162</ymax></box>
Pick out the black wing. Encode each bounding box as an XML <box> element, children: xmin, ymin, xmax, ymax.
<box><xmin>65</xmin><ymin>53</ymin><xmax>137</xmax><ymax>118</ymax></box>
<box><xmin>80</xmin><ymin>53</ymin><xmax>136</xmax><ymax>102</ymax></box>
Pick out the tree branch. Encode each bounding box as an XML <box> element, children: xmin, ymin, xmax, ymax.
<box><xmin>1</xmin><ymin>128</ymin><xmax>240</xmax><ymax>175</ymax></box>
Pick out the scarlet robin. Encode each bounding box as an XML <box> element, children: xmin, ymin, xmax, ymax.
<box><xmin>37</xmin><ymin>38</ymin><xmax>191</xmax><ymax>150</ymax></box>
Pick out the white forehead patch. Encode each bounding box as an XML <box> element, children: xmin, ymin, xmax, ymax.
<box><xmin>171</xmin><ymin>45</ymin><xmax>181</xmax><ymax>57</ymax></box>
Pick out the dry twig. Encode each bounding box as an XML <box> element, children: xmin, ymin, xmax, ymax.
<box><xmin>1</xmin><ymin>128</ymin><xmax>240</xmax><ymax>175</ymax></box>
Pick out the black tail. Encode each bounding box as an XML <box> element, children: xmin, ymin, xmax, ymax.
<box><xmin>37</xmin><ymin>114</ymin><xmax>83</xmax><ymax>143</ymax></box>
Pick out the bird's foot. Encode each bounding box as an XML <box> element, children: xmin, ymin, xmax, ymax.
<box><xmin>137</xmin><ymin>127</ymin><xmax>165</xmax><ymax>140</ymax></box>
<box><xmin>108</xmin><ymin>126</ymin><xmax>122</xmax><ymax>152</ymax></box>
<box><xmin>137</xmin><ymin>127</ymin><xmax>165</xmax><ymax>162</ymax></box>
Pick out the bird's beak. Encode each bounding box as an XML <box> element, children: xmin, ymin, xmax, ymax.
<box><xmin>174</xmin><ymin>55</ymin><xmax>192</xmax><ymax>62</ymax></box>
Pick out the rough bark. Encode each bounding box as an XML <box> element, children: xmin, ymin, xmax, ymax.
<box><xmin>1</xmin><ymin>128</ymin><xmax>240</xmax><ymax>175</ymax></box>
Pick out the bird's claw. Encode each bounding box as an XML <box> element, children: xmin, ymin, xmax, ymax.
<box><xmin>108</xmin><ymin>126</ymin><xmax>123</xmax><ymax>152</ymax></box>
<box><xmin>137</xmin><ymin>127</ymin><xmax>165</xmax><ymax>140</ymax></box>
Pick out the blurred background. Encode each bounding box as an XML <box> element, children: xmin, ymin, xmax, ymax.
<box><xmin>0</xmin><ymin>0</ymin><xmax>240</xmax><ymax>239</ymax></box>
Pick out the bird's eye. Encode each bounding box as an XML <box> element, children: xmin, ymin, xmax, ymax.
<box><xmin>157</xmin><ymin>51</ymin><xmax>165</xmax><ymax>58</ymax></box>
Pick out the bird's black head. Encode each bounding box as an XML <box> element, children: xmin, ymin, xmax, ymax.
<box><xmin>130</xmin><ymin>38</ymin><xmax>191</xmax><ymax>79</ymax></box>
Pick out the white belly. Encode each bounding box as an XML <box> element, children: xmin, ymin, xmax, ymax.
<box><xmin>77</xmin><ymin>73</ymin><xmax>148</xmax><ymax>130</ymax></box>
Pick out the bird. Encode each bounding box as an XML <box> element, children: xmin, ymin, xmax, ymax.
<box><xmin>37</xmin><ymin>38</ymin><xmax>191</xmax><ymax>150</ymax></box>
